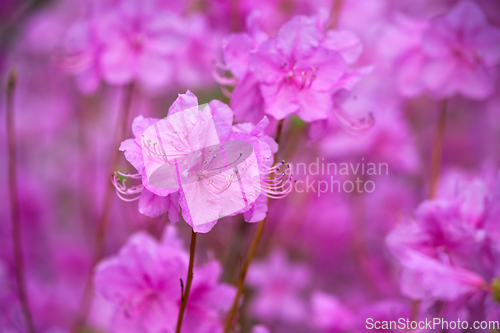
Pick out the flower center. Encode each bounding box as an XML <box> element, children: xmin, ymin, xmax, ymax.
<box><xmin>280</xmin><ymin>60</ymin><xmax>318</xmax><ymax>90</ymax></box>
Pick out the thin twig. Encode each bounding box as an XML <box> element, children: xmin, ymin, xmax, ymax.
<box><xmin>73</xmin><ymin>82</ymin><xmax>136</xmax><ymax>330</ymax></box>
<box><xmin>6</xmin><ymin>68</ymin><xmax>36</xmax><ymax>333</ymax></box>
<box><xmin>223</xmin><ymin>119</ymin><xmax>284</xmax><ymax>332</ymax></box>
<box><xmin>175</xmin><ymin>231</ymin><xmax>197</xmax><ymax>333</ymax></box>
<box><xmin>410</xmin><ymin>100</ymin><xmax>448</xmax><ymax>323</ymax></box>
<box><xmin>325</xmin><ymin>0</ymin><xmax>344</xmax><ymax>30</ymax></box>
<box><xmin>428</xmin><ymin>100</ymin><xmax>447</xmax><ymax>199</ymax></box>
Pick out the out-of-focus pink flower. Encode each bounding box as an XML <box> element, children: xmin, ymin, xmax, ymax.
<box><xmin>386</xmin><ymin>171</ymin><xmax>491</xmax><ymax>302</ymax></box>
<box><xmin>395</xmin><ymin>1</ymin><xmax>500</xmax><ymax>99</ymax></box>
<box><xmin>60</xmin><ymin>0</ymin><xmax>218</xmax><ymax>92</ymax></box>
<box><xmin>93</xmin><ymin>227</ymin><xmax>235</xmax><ymax>332</ymax></box>
<box><xmin>398</xmin><ymin>250</ymin><xmax>485</xmax><ymax>301</ymax></box>
<box><xmin>218</xmin><ymin>10</ymin><xmax>366</xmax><ymax>125</ymax></box>
<box><xmin>250</xmin><ymin>325</ymin><xmax>271</xmax><ymax>333</ymax></box>
<box><xmin>355</xmin><ymin>300</ymin><xmax>411</xmax><ymax>333</ymax></box>
<box><xmin>311</xmin><ymin>291</ymin><xmax>354</xmax><ymax>332</ymax></box>
<box><xmin>247</xmin><ymin>250</ymin><xmax>311</xmax><ymax>323</ymax></box>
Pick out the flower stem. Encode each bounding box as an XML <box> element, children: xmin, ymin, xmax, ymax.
<box><xmin>411</xmin><ymin>99</ymin><xmax>447</xmax><ymax>323</ymax></box>
<box><xmin>224</xmin><ymin>216</ymin><xmax>267</xmax><ymax>332</ymax></box>
<box><xmin>429</xmin><ymin>100</ymin><xmax>447</xmax><ymax>199</ymax></box>
<box><xmin>326</xmin><ymin>0</ymin><xmax>344</xmax><ymax>30</ymax></box>
<box><xmin>176</xmin><ymin>230</ymin><xmax>197</xmax><ymax>333</ymax></box>
<box><xmin>73</xmin><ymin>82</ymin><xmax>135</xmax><ymax>330</ymax></box>
<box><xmin>6</xmin><ymin>68</ymin><xmax>36</xmax><ymax>333</ymax></box>
<box><xmin>223</xmin><ymin>119</ymin><xmax>284</xmax><ymax>332</ymax></box>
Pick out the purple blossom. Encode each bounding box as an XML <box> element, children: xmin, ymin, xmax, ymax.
<box><xmin>93</xmin><ymin>227</ymin><xmax>235</xmax><ymax>332</ymax></box>
<box><xmin>395</xmin><ymin>1</ymin><xmax>500</xmax><ymax>99</ymax></box>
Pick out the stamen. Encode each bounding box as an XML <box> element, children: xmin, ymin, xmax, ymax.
<box><xmin>112</xmin><ymin>172</ymin><xmax>144</xmax><ymax>202</ymax></box>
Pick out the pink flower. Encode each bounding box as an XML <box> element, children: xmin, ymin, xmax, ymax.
<box><xmin>250</xmin><ymin>325</ymin><xmax>271</xmax><ymax>333</ymax></box>
<box><xmin>60</xmin><ymin>0</ymin><xmax>217</xmax><ymax>92</ymax></box>
<box><xmin>396</xmin><ymin>1</ymin><xmax>500</xmax><ymax>99</ymax></box>
<box><xmin>311</xmin><ymin>291</ymin><xmax>354</xmax><ymax>332</ymax></box>
<box><xmin>93</xmin><ymin>227</ymin><xmax>235</xmax><ymax>332</ymax></box>
<box><xmin>247</xmin><ymin>250</ymin><xmax>311</xmax><ymax>323</ymax></box>
<box><xmin>116</xmin><ymin>91</ymin><xmax>291</xmax><ymax>232</ymax></box>
<box><xmin>398</xmin><ymin>250</ymin><xmax>485</xmax><ymax>301</ymax></box>
<box><xmin>386</xmin><ymin>171</ymin><xmax>491</xmax><ymax>302</ymax></box>
<box><xmin>218</xmin><ymin>10</ymin><xmax>366</xmax><ymax>124</ymax></box>
<box><xmin>116</xmin><ymin>115</ymin><xmax>180</xmax><ymax>221</ymax></box>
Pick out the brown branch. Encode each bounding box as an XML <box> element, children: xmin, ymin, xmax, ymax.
<box><xmin>175</xmin><ymin>231</ymin><xmax>197</xmax><ymax>333</ymax></box>
<box><xmin>73</xmin><ymin>81</ymin><xmax>136</xmax><ymax>331</ymax></box>
<box><xmin>223</xmin><ymin>119</ymin><xmax>284</xmax><ymax>332</ymax></box>
<box><xmin>6</xmin><ymin>68</ymin><xmax>36</xmax><ymax>333</ymax></box>
<box><xmin>428</xmin><ymin>100</ymin><xmax>447</xmax><ymax>199</ymax></box>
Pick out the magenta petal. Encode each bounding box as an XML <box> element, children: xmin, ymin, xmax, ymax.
<box><xmin>457</xmin><ymin>65</ymin><xmax>493</xmax><ymax>99</ymax></box>
<box><xmin>445</xmin><ymin>1</ymin><xmax>487</xmax><ymax>31</ymax></box>
<box><xmin>120</xmin><ymin>138</ymin><xmax>143</xmax><ymax>172</ymax></box>
<box><xmin>296</xmin><ymin>89</ymin><xmax>331</xmax><ymax>122</ymax></box>
<box><xmin>208</xmin><ymin>100</ymin><xmax>234</xmax><ymax>125</ymax></box>
<box><xmin>244</xmin><ymin>193</ymin><xmax>268</xmax><ymax>222</ymax></box>
<box><xmin>231</xmin><ymin>73</ymin><xmax>266</xmax><ymax>124</ymax></box>
<box><xmin>260</xmin><ymin>82</ymin><xmax>299</xmax><ymax>120</ymax></box>
<box><xmin>222</xmin><ymin>33</ymin><xmax>254</xmax><ymax>79</ymax></box>
<box><xmin>422</xmin><ymin>58</ymin><xmax>457</xmax><ymax>97</ymax></box>
<box><xmin>249</xmin><ymin>39</ymin><xmax>285</xmax><ymax>84</ymax></box>
<box><xmin>138</xmin><ymin>188</ymin><xmax>171</xmax><ymax>218</ymax></box>
<box><xmin>275</xmin><ymin>15</ymin><xmax>319</xmax><ymax>58</ymax></box>
<box><xmin>470</xmin><ymin>26</ymin><xmax>500</xmax><ymax>67</ymax></box>
<box><xmin>306</xmin><ymin>47</ymin><xmax>347</xmax><ymax>91</ymax></box>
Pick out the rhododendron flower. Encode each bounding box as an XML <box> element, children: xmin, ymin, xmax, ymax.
<box><xmin>311</xmin><ymin>291</ymin><xmax>354</xmax><ymax>332</ymax></box>
<box><xmin>397</xmin><ymin>250</ymin><xmax>485</xmax><ymax>301</ymax></box>
<box><xmin>395</xmin><ymin>1</ymin><xmax>500</xmax><ymax>99</ymax></box>
<box><xmin>59</xmin><ymin>0</ymin><xmax>217</xmax><ymax>92</ymax></box>
<box><xmin>217</xmin><ymin>10</ymin><xmax>368</xmax><ymax>126</ymax></box>
<box><xmin>115</xmin><ymin>91</ymin><xmax>292</xmax><ymax>232</ymax></box>
<box><xmin>93</xmin><ymin>227</ymin><xmax>235</xmax><ymax>332</ymax></box>
<box><xmin>247</xmin><ymin>250</ymin><xmax>311</xmax><ymax>323</ymax></box>
<box><xmin>386</xmin><ymin>172</ymin><xmax>491</xmax><ymax>302</ymax></box>
<box><xmin>115</xmin><ymin>115</ymin><xmax>181</xmax><ymax>220</ymax></box>
<box><xmin>250</xmin><ymin>325</ymin><xmax>271</xmax><ymax>333</ymax></box>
